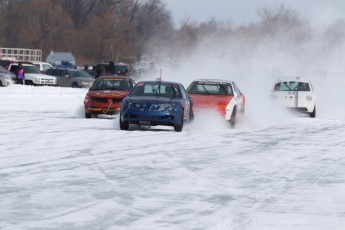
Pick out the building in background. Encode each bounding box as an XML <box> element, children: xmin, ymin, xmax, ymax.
<box><xmin>46</xmin><ymin>50</ymin><xmax>76</xmax><ymax>67</ymax></box>
<box><xmin>0</xmin><ymin>48</ymin><xmax>42</xmax><ymax>62</ymax></box>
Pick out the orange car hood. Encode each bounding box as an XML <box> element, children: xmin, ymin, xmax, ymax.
<box><xmin>189</xmin><ymin>94</ymin><xmax>233</xmax><ymax>116</ymax></box>
<box><xmin>190</xmin><ymin>94</ymin><xmax>232</xmax><ymax>106</ymax></box>
<box><xmin>87</xmin><ymin>90</ymin><xmax>130</xmax><ymax>98</ymax></box>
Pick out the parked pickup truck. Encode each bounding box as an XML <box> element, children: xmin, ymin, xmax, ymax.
<box><xmin>9</xmin><ymin>63</ymin><xmax>57</xmax><ymax>86</ymax></box>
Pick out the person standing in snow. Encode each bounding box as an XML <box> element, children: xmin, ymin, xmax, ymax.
<box><xmin>108</xmin><ymin>61</ymin><xmax>116</xmax><ymax>75</ymax></box>
<box><xmin>16</xmin><ymin>63</ymin><xmax>25</xmax><ymax>85</ymax></box>
<box><xmin>95</xmin><ymin>65</ymin><xmax>106</xmax><ymax>78</ymax></box>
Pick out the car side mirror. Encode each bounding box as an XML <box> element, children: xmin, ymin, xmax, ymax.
<box><xmin>64</xmin><ymin>74</ymin><xmax>70</xmax><ymax>78</ymax></box>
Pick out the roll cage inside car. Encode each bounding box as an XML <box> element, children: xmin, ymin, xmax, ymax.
<box><xmin>187</xmin><ymin>81</ymin><xmax>234</xmax><ymax>96</ymax></box>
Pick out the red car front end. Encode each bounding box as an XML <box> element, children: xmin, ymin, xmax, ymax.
<box><xmin>84</xmin><ymin>90</ymin><xmax>130</xmax><ymax>115</ymax></box>
<box><xmin>84</xmin><ymin>76</ymin><xmax>135</xmax><ymax>118</ymax></box>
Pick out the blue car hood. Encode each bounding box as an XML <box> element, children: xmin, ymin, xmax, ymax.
<box><xmin>124</xmin><ymin>96</ymin><xmax>182</xmax><ymax>112</ymax></box>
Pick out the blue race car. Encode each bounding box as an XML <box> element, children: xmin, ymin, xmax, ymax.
<box><xmin>119</xmin><ymin>80</ymin><xmax>194</xmax><ymax>132</ymax></box>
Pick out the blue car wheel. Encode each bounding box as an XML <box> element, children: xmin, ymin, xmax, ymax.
<box><xmin>174</xmin><ymin>113</ymin><xmax>184</xmax><ymax>132</ymax></box>
<box><xmin>119</xmin><ymin>114</ymin><xmax>129</xmax><ymax>130</ymax></box>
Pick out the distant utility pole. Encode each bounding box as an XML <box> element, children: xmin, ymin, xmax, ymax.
<box><xmin>116</xmin><ymin>48</ymin><xmax>119</xmax><ymax>63</ymax></box>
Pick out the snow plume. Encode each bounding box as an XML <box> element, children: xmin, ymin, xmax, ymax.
<box><xmin>146</xmin><ymin>5</ymin><xmax>345</xmax><ymax>127</ymax></box>
<box><xmin>187</xmin><ymin>110</ymin><xmax>230</xmax><ymax>131</ymax></box>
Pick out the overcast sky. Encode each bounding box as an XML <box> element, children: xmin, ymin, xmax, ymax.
<box><xmin>164</xmin><ymin>0</ymin><xmax>345</xmax><ymax>27</ymax></box>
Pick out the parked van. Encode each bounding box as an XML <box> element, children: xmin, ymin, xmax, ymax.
<box><xmin>45</xmin><ymin>68</ymin><xmax>94</xmax><ymax>88</ymax></box>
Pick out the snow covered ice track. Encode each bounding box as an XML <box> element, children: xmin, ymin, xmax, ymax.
<box><xmin>1</xmin><ymin>85</ymin><xmax>345</xmax><ymax>230</ymax></box>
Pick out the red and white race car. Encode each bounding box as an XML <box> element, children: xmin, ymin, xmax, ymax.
<box><xmin>84</xmin><ymin>75</ymin><xmax>135</xmax><ymax>118</ymax></box>
<box><xmin>186</xmin><ymin>79</ymin><xmax>245</xmax><ymax>127</ymax></box>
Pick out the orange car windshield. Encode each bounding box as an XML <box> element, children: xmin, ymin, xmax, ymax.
<box><xmin>91</xmin><ymin>79</ymin><xmax>132</xmax><ymax>91</ymax></box>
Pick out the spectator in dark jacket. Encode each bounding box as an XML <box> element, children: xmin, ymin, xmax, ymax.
<box><xmin>95</xmin><ymin>65</ymin><xmax>106</xmax><ymax>78</ymax></box>
<box><xmin>108</xmin><ymin>61</ymin><xmax>116</xmax><ymax>75</ymax></box>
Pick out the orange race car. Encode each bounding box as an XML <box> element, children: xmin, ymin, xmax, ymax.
<box><xmin>84</xmin><ymin>75</ymin><xmax>135</xmax><ymax>118</ymax></box>
<box><xmin>186</xmin><ymin>79</ymin><xmax>245</xmax><ymax>127</ymax></box>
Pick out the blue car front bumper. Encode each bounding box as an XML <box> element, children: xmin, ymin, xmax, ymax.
<box><xmin>121</xmin><ymin>109</ymin><xmax>183</xmax><ymax>126</ymax></box>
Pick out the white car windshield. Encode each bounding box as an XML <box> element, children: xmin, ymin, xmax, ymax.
<box><xmin>23</xmin><ymin>65</ymin><xmax>40</xmax><ymax>74</ymax></box>
<box><xmin>274</xmin><ymin>81</ymin><xmax>310</xmax><ymax>91</ymax></box>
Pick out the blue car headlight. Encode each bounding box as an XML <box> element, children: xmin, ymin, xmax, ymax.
<box><xmin>127</xmin><ymin>102</ymin><xmax>133</xmax><ymax>108</ymax></box>
<box><xmin>156</xmin><ymin>103</ymin><xmax>173</xmax><ymax>111</ymax></box>
<box><xmin>121</xmin><ymin>99</ymin><xmax>131</xmax><ymax>110</ymax></box>
<box><xmin>169</xmin><ymin>102</ymin><xmax>182</xmax><ymax>111</ymax></box>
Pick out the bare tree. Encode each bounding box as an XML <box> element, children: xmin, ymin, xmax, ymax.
<box><xmin>23</xmin><ymin>0</ymin><xmax>75</xmax><ymax>57</ymax></box>
<box><xmin>128</xmin><ymin>0</ymin><xmax>173</xmax><ymax>57</ymax></box>
<box><xmin>54</xmin><ymin>0</ymin><xmax>99</xmax><ymax>28</ymax></box>
<box><xmin>176</xmin><ymin>18</ymin><xmax>199</xmax><ymax>55</ymax></box>
<box><xmin>54</xmin><ymin>0</ymin><xmax>127</xmax><ymax>28</ymax></box>
<box><xmin>0</xmin><ymin>0</ymin><xmax>27</xmax><ymax>47</ymax></box>
<box><xmin>257</xmin><ymin>5</ymin><xmax>306</xmax><ymax>35</ymax></box>
<box><xmin>0</xmin><ymin>0</ymin><xmax>74</xmax><ymax>54</ymax></box>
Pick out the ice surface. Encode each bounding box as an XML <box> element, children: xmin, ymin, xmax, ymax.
<box><xmin>1</xmin><ymin>85</ymin><xmax>345</xmax><ymax>230</ymax></box>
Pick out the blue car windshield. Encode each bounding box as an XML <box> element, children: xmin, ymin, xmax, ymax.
<box><xmin>131</xmin><ymin>82</ymin><xmax>181</xmax><ymax>98</ymax></box>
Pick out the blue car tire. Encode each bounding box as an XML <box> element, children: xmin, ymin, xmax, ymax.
<box><xmin>174</xmin><ymin>113</ymin><xmax>184</xmax><ymax>132</ymax></box>
<box><xmin>119</xmin><ymin>114</ymin><xmax>129</xmax><ymax>130</ymax></box>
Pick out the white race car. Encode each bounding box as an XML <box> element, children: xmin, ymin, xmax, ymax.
<box><xmin>270</xmin><ymin>77</ymin><xmax>316</xmax><ymax>118</ymax></box>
